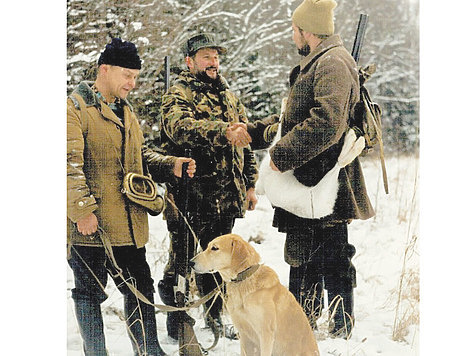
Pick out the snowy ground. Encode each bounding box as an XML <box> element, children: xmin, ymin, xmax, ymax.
<box><xmin>67</xmin><ymin>155</ymin><xmax>420</xmax><ymax>356</ymax></box>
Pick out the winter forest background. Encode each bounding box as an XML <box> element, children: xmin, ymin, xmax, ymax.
<box><xmin>66</xmin><ymin>0</ymin><xmax>420</xmax><ymax>155</ymax></box>
<box><xmin>9</xmin><ymin>0</ymin><xmax>475</xmax><ymax>354</ymax></box>
<box><xmin>64</xmin><ymin>0</ymin><xmax>422</xmax><ymax>355</ymax></box>
<box><xmin>64</xmin><ymin>0</ymin><xmax>422</xmax><ymax>354</ymax></box>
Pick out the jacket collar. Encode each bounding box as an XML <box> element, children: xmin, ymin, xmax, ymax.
<box><xmin>73</xmin><ymin>81</ymin><xmax>133</xmax><ymax>128</ymax></box>
<box><xmin>299</xmin><ymin>34</ymin><xmax>343</xmax><ymax>72</ymax></box>
<box><xmin>73</xmin><ymin>81</ymin><xmax>98</xmax><ymax>107</ymax></box>
<box><xmin>73</xmin><ymin>81</ymin><xmax>134</xmax><ymax>112</ymax></box>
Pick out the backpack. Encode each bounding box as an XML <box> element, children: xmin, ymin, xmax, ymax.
<box><xmin>350</xmin><ymin>63</ymin><xmax>389</xmax><ymax>194</ymax></box>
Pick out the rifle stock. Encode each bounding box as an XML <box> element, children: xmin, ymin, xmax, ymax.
<box><xmin>176</xmin><ymin>291</ymin><xmax>202</xmax><ymax>356</ymax></box>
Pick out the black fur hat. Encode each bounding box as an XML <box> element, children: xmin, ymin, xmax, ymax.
<box><xmin>98</xmin><ymin>38</ymin><xmax>142</xmax><ymax>70</ymax></box>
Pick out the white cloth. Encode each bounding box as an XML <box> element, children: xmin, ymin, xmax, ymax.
<box><xmin>256</xmin><ymin>103</ymin><xmax>365</xmax><ymax>219</ymax></box>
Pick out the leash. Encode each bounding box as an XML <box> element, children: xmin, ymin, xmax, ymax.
<box><xmin>95</xmin><ymin>226</ymin><xmax>223</xmax><ymax>313</ymax></box>
<box><xmin>97</xmin><ymin>226</ymin><xmax>224</xmax><ymax>352</ymax></box>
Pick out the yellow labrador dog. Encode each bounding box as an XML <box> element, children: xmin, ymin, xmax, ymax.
<box><xmin>191</xmin><ymin>233</ymin><xmax>319</xmax><ymax>356</ymax></box>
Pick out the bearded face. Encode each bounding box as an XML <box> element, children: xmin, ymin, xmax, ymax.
<box><xmin>292</xmin><ymin>23</ymin><xmax>311</xmax><ymax>57</ymax></box>
<box><xmin>187</xmin><ymin>47</ymin><xmax>220</xmax><ymax>84</ymax></box>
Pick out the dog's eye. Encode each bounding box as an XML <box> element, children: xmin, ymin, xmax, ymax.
<box><xmin>211</xmin><ymin>246</ymin><xmax>219</xmax><ymax>251</ymax></box>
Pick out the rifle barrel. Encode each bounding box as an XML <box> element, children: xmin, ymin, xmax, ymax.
<box><xmin>164</xmin><ymin>56</ymin><xmax>171</xmax><ymax>92</ymax></box>
<box><xmin>351</xmin><ymin>14</ymin><xmax>369</xmax><ymax>64</ymax></box>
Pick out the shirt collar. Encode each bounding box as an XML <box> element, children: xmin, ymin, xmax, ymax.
<box><xmin>91</xmin><ymin>84</ymin><xmax>123</xmax><ymax>107</ymax></box>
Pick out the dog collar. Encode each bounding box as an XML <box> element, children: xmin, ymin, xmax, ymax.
<box><xmin>231</xmin><ymin>264</ymin><xmax>261</xmax><ymax>283</ymax></box>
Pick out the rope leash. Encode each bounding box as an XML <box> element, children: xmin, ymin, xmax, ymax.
<box><xmin>70</xmin><ymin>232</ymin><xmax>223</xmax><ymax>353</ymax></box>
<box><xmin>96</xmin><ymin>227</ymin><xmax>224</xmax><ymax>352</ymax></box>
<box><xmin>95</xmin><ymin>226</ymin><xmax>223</xmax><ymax>313</ymax></box>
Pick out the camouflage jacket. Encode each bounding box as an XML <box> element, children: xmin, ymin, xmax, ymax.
<box><xmin>159</xmin><ymin>71</ymin><xmax>258</xmax><ymax>222</ymax></box>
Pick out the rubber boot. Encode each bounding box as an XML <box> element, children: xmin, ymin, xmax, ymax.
<box><xmin>157</xmin><ymin>278</ymin><xmax>179</xmax><ymax>341</ymax></box>
<box><xmin>289</xmin><ymin>264</ymin><xmax>324</xmax><ymax>329</ymax></box>
<box><xmin>124</xmin><ymin>291</ymin><xmax>167</xmax><ymax>356</ymax></box>
<box><xmin>327</xmin><ymin>285</ymin><xmax>354</xmax><ymax>339</ymax></box>
<box><xmin>73</xmin><ymin>297</ymin><xmax>108</xmax><ymax>356</ymax></box>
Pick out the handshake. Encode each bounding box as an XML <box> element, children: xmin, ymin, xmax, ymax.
<box><xmin>225</xmin><ymin>115</ymin><xmax>281</xmax><ymax>150</ymax></box>
<box><xmin>225</xmin><ymin>122</ymin><xmax>252</xmax><ymax>148</ymax></box>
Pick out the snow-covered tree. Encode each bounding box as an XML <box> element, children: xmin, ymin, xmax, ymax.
<box><xmin>67</xmin><ymin>0</ymin><xmax>419</xmax><ymax>152</ymax></box>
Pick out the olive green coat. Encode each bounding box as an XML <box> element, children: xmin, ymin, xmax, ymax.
<box><xmin>67</xmin><ymin>81</ymin><xmax>176</xmax><ymax>247</ymax></box>
<box><xmin>270</xmin><ymin>35</ymin><xmax>375</xmax><ymax>230</ymax></box>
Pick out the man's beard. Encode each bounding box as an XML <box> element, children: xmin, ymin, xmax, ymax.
<box><xmin>195</xmin><ymin>67</ymin><xmax>220</xmax><ymax>85</ymax></box>
<box><xmin>298</xmin><ymin>43</ymin><xmax>311</xmax><ymax>56</ymax></box>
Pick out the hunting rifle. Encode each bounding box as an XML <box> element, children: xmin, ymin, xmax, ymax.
<box><xmin>350</xmin><ymin>14</ymin><xmax>389</xmax><ymax>194</ymax></box>
<box><xmin>174</xmin><ymin>148</ymin><xmax>203</xmax><ymax>356</ymax></box>
<box><xmin>164</xmin><ymin>55</ymin><xmax>171</xmax><ymax>92</ymax></box>
<box><xmin>351</xmin><ymin>14</ymin><xmax>368</xmax><ymax>64</ymax></box>
<box><xmin>164</xmin><ymin>54</ymin><xmax>203</xmax><ymax>356</ymax></box>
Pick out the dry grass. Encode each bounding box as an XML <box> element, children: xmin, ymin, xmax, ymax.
<box><xmin>391</xmin><ymin>235</ymin><xmax>420</xmax><ymax>342</ymax></box>
<box><xmin>391</xmin><ymin>157</ymin><xmax>420</xmax><ymax>342</ymax></box>
<box><xmin>363</xmin><ymin>154</ymin><xmax>420</xmax><ymax>343</ymax></box>
<box><xmin>301</xmin><ymin>287</ymin><xmax>354</xmax><ymax>341</ymax></box>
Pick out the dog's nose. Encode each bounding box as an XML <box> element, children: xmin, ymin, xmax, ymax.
<box><xmin>189</xmin><ymin>260</ymin><xmax>195</xmax><ymax>269</ymax></box>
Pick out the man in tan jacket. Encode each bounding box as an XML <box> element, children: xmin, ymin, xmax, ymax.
<box><xmin>268</xmin><ymin>0</ymin><xmax>375</xmax><ymax>339</ymax></box>
<box><xmin>67</xmin><ymin>38</ymin><xmax>195</xmax><ymax>356</ymax></box>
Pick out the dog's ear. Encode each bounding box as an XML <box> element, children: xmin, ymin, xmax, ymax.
<box><xmin>230</xmin><ymin>237</ymin><xmax>245</xmax><ymax>268</ymax></box>
<box><xmin>231</xmin><ymin>235</ymin><xmax>260</xmax><ymax>269</ymax></box>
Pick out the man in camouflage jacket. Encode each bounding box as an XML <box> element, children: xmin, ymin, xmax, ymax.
<box><xmin>157</xmin><ymin>33</ymin><xmax>259</xmax><ymax>339</ymax></box>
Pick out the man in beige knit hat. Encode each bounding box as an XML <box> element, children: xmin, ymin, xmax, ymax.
<box><xmin>268</xmin><ymin>0</ymin><xmax>374</xmax><ymax>339</ymax></box>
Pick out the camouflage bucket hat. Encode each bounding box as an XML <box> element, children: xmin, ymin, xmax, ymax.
<box><xmin>182</xmin><ymin>33</ymin><xmax>227</xmax><ymax>57</ymax></box>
